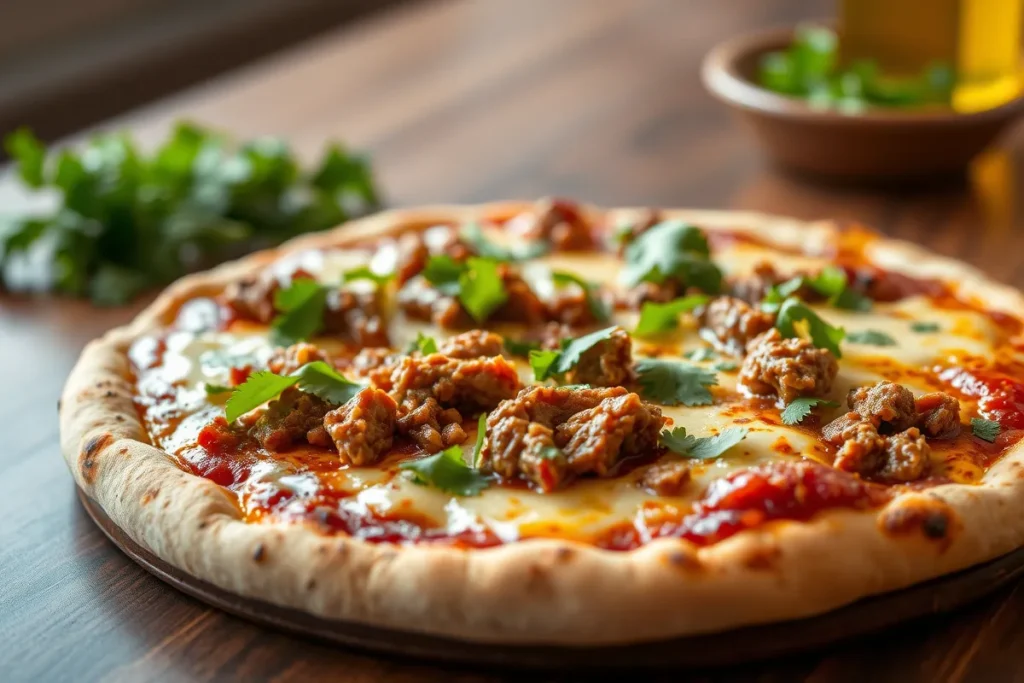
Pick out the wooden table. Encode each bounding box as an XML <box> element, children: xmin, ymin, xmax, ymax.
<box><xmin>5</xmin><ymin>1</ymin><xmax>1024</xmax><ymax>681</ymax></box>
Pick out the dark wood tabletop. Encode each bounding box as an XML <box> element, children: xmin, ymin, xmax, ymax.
<box><xmin>6</xmin><ymin>0</ymin><xmax>1024</xmax><ymax>681</ymax></box>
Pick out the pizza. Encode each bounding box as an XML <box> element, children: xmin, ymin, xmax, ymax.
<box><xmin>60</xmin><ymin>199</ymin><xmax>1024</xmax><ymax>645</ymax></box>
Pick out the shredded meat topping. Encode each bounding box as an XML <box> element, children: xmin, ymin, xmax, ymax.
<box><xmin>739</xmin><ymin>329</ymin><xmax>838</xmax><ymax>403</ymax></box>
<box><xmin>223</xmin><ymin>268</ymin><xmax>314</xmax><ymax>324</ymax></box>
<box><xmin>480</xmin><ymin>386</ymin><xmax>665</xmax><ymax>492</ymax></box>
<box><xmin>249</xmin><ymin>387</ymin><xmax>331</xmax><ymax>453</ymax></box>
<box><xmin>568</xmin><ymin>327</ymin><xmax>634</xmax><ymax>387</ymax></box>
<box><xmin>700</xmin><ymin>296</ymin><xmax>776</xmax><ymax>357</ymax></box>
<box><xmin>847</xmin><ymin>381</ymin><xmax>917</xmax><ymax>434</ymax></box>
<box><xmin>824</xmin><ymin>410</ymin><xmax>931</xmax><ymax>483</ymax></box>
<box><xmin>437</xmin><ymin>330</ymin><xmax>505</xmax><ymax>359</ymax></box>
<box><xmin>322</xmin><ymin>289</ymin><xmax>390</xmax><ymax>347</ymax></box>
<box><xmin>727</xmin><ymin>262</ymin><xmax>785</xmax><ymax>305</ymax></box>
<box><xmin>640</xmin><ymin>460</ymin><xmax>691</xmax><ymax>496</ymax></box>
<box><xmin>520</xmin><ymin>198</ymin><xmax>595</xmax><ymax>251</ymax></box>
<box><xmin>267</xmin><ymin>342</ymin><xmax>330</xmax><ymax>375</ymax></box>
<box><xmin>323</xmin><ymin>388</ymin><xmax>397</xmax><ymax>466</ymax></box>
<box><xmin>916</xmin><ymin>392</ymin><xmax>962</xmax><ymax>439</ymax></box>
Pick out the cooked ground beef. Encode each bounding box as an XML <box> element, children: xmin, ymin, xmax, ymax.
<box><xmin>619</xmin><ymin>280</ymin><xmax>682</xmax><ymax>310</ymax></box>
<box><xmin>824</xmin><ymin>412</ymin><xmax>930</xmax><ymax>482</ymax></box>
<box><xmin>395</xmin><ymin>397</ymin><xmax>468</xmax><ymax>453</ymax></box>
<box><xmin>395</xmin><ymin>233</ymin><xmax>430</xmax><ymax>284</ymax></box>
<box><xmin>521</xmin><ymin>198</ymin><xmax>595</xmax><ymax>251</ymax></box>
<box><xmin>546</xmin><ymin>288</ymin><xmax>604</xmax><ymax>327</ymax></box>
<box><xmin>348</xmin><ymin>348</ymin><xmax>401</xmax><ymax>390</ymax></box>
<box><xmin>322</xmin><ymin>289</ymin><xmax>390</xmax><ymax>347</ymax></box>
<box><xmin>915</xmin><ymin>392</ymin><xmax>962</xmax><ymax>439</ymax></box>
<box><xmin>880</xmin><ymin>428</ymin><xmax>930</xmax><ymax>481</ymax></box>
<box><xmin>536</xmin><ymin>322</ymin><xmax>575</xmax><ymax>350</ymax></box>
<box><xmin>223</xmin><ymin>268</ymin><xmax>315</xmax><ymax>324</ymax></box>
<box><xmin>700</xmin><ymin>296</ymin><xmax>776</xmax><ymax>357</ymax></box>
<box><xmin>396</xmin><ymin>277</ymin><xmax>470</xmax><ymax>329</ymax></box>
<box><xmin>267</xmin><ymin>342</ymin><xmax>330</xmax><ymax>375</ymax></box>
<box><xmin>727</xmin><ymin>262</ymin><xmax>785</xmax><ymax>305</ymax></box>
<box><xmin>491</xmin><ymin>266</ymin><xmax>548</xmax><ymax>325</ymax></box>
<box><xmin>437</xmin><ymin>330</ymin><xmax>505</xmax><ymax>359</ymax></box>
<box><xmin>389</xmin><ymin>354</ymin><xmax>522</xmax><ymax>414</ymax></box>
<box><xmin>250</xmin><ymin>387</ymin><xmax>331</xmax><ymax>452</ymax></box>
<box><xmin>480</xmin><ymin>386</ymin><xmax>665</xmax><ymax>492</ymax></box>
<box><xmin>847</xmin><ymin>381</ymin><xmax>917</xmax><ymax>433</ymax></box>
<box><xmin>640</xmin><ymin>460</ymin><xmax>691</xmax><ymax>496</ymax></box>
<box><xmin>739</xmin><ymin>329</ymin><xmax>839</xmax><ymax>403</ymax></box>
<box><xmin>568</xmin><ymin>327</ymin><xmax>634</xmax><ymax>387</ymax></box>
<box><xmin>323</xmin><ymin>387</ymin><xmax>397</xmax><ymax>465</ymax></box>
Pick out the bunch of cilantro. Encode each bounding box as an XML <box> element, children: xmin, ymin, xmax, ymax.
<box><xmin>0</xmin><ymin>122</ymin><xmax>380</xmax><ymax>305</ymax></box>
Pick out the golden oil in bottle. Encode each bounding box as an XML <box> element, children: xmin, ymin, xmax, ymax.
<box><xmin>839</xmin><ymin>0</ymin><xmax>1024</xmax><ymax>112</ymax></box>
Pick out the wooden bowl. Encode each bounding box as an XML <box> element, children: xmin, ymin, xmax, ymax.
<box><xmin>700</xmin><ymin>27</ymin><xmax>1024</xmax><ymax>182</ymax></box>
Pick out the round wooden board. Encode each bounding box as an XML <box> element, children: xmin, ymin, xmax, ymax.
<box><xmin>79</xmin><ymin>488</ymin><xmax>1024</xmax><ymax>670</ymax></box>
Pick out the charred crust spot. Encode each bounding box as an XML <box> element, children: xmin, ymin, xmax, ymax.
<box><xmin>197</xmin><ymin>520</ymin><xmax>208</xmax><ymax>530</ymax></box>
<box><xmin>743</xmin><ymin>545</ymin><xmax>781</xmax><ymax>571</ymax></box>
<box><xmin>306</xmin><ymin>578</ymin><xmax>317</xmax><ymax>591</ymax></box>
<box><xmin>317</xmin><ymin>545</ymin><xmax>328</xmax><ymax>555</ymax></box>
<box><xmin>554</xmin><ymin>546</ymin><xmax>574</xmax><ymax>562</ymax></box>
<box><xmin>103</xmin><ymin>390</ymin><xmax>115</xmax><ymax>398</ymax></box>
<box><xmin>881</xmin><ymin>500</ymin><xmax>958</xmax><ymax>545</ymax></box>
<box><xmin>253</xmin><ymin>544</ymin><xmax>266</xmax><ymax>563</ymax></box>
<box><xmin>115</xmin><ymin>415</ymin><xmax>125</xmax><ymax>422</ymax></box>
<box><xmin>666</xmin><ymin>550</ymin><xmax>703</xmax><ymax>571</ymax></box>
<box><xmin>922</xmin><ymin>514</ymin><xmax>949</xmax><ymax>539</ymax></box>
<box><xmin>56</xmin><ymin>399</ymin><xmax>62</xmax><ymax>411</ymax></box>
<box><xmin>79</xmin><ymin>433</ymin><xmax>113</xmax><ymax>484</ymax></box>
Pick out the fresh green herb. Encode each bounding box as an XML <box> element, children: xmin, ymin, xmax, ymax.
<box><xmin>269</xmin><ymin>278</ymin><xmax>328</xmax><ymax>346</ymax></box>
<box><xmin>635</xmin><ymin>359</ymin><xmax>717</xmax><ymax>406</ymax></box>
<box><xmin>551</xmin><ymin>271</ymin><xmax>610</xmax><ymax>322</ymax></box>
<box><xmin>421</xmin><ymin>255</ymin><xmax>508</xmax><ymax>322</ymax></box>
<box><xmin>685</xmin><ymin>347</ymin><xmax>717</xmax><ymax>362</ymax></box>
<box><xmin>503</xmin><ymin>337</ymin><xmax>540</xmax><ymax>357</ymax></box>
<box><xmin>911</xmin><ymin>321</ymin><xmax>941</xmax><ymax>333</ymax></box>
<box><xmin>203</xmin><ymin>383</ymin><xmax>232</xmax><ymax>396</ymax></box>
<box><xmin>528</xmin><ymin>349</ymin><xmax>562</xmax><ymax>382</ymax></box>
<box><xmin>633</xmin><ymin>295</ymin><xmax>709</xmax><ymax>337</ymax></box>
<box><xmin>528</xmin><ymin>327</ymin><xmax>619</xmax><ymax>382</ymax></box>
<box><xmin>774</xmin><ymin>297</ymin><xmax>845</xmax><ymax>358</ymax></box>
<box><xmin>758</xmin><ymin>25</ymin><xmax>955</xmax><ymax>111</ymax></box>
<box><xmin>765</xmin><ymin>266</ymin><xmax>870</xmax><ymax>312</ymax></box>
<box><xmin>414</xmin><ymin>332</ymin><xmax>438</xmax><ymax>355</ymax></box>
<box><xmin>780</xmin><ymin>397</ymin><xmax>840</xmax><ymax>425</ymax></box>
<box><xmin>224</xmin><ymin>361</ymin><xmax>363</xmax><ymax>422</ymax></box>
<box><xmin>620</xmin><ymin>220</ymin><xmax>722</xmax><ymax>294</ymax></box>
<box><xmin>342</xmin><ymin>266</ymin><xmax>394</xmax><ymax>286</ymax></box>
<box><xmin>472</xmin><ymin>413</ymin><xmax>488</xmax><ymax>468</ymax></box>
<box><xmin>0</xmin><ymin>123</ymin><xmax>379</xmax><ymax>305</ymax></box>
<box><xmin>660</xmin><ymin>427</ymin><xmax>749</xmax><ymax>460</ymax></box>
<box><xmin>611</xmin><ymin>223</ymin><xmax>634</xmax><ymax>245</ymax></box>
<box><xmin>971</xmin><ymin>418</ymin><xmax>1001</xmax><ymax>443</ymax></box>
<box><xmin>400</xmin><ymin>445</ymin><xmax>493</xmax><ymax>496</ymax></box>
<box><xmin>846</xmin><ymin>330</ymin><xmax>897</xmax><ymax>346</ymax></box>
<box><xmin>712</xmin><ymin>360</ymin><xmax>738</xmax><ymax>372</ymax></box>
<box><xmin>460</xmin><ymin>222</ymin><xmax>547</xmax><ymax>261</ymax></box>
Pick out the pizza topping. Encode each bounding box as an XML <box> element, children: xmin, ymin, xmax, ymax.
<box><xmin>915</xmin><ymin>392</ymin><xmax>962</xmax><ymax>439</ymax></box>
<box><xmin>659</xmin><ymin>426</ymin><xmax>749</xmax><ymax>459</ymax></box>
<box><xmin>612</xmin><ymin>208</ymin><xmax>662</xmax><ymax>254</ymax></box>
<box><xmin>348</xmin><ymin>347</ymin><xmax>401</xmax><ymax>388</ymax></box>
<box><xmin>846</xmin><ymin>330</ymin><xmax>897</xmax><ymax>346</ymax></box>
<box><xmin>633</xmin><ymin>295</ymin><xmax>709</xmax><ymax>337</ymax></box>
<box><xmin>727</xmin><ymin>262</ymin><xmax>786</xmax><ymax>305</ymax></box>
<box><xmin>480</xmin><ymin>385</ymin><xmax>665</xmax><ymax>492</ymax></box>
<box><xmin>529</xmin><ymin>326</ymin><xmax>628</xmax><ymax>384</ymax></box>
<box><xmin>399</xmin><ymin>444</ymin><xmax>494</xmax><ymax>496</ymax></box>
<box><xmin>267</xmin><ymin>342</ymin><xmax>331</xmax><ymax>375</ymax></box>
<box><xmin>620</xmin><ymin>220</ymin><xmax>722</xmax><ymax>294</ymax></box>
<box><xmin>770</xmin><ymin>297</ymin><xmax>845</xmax><ymax>357</ymax></box>
<box><xmin>881</xmin><ymin>428</ymin><xmax>931</xmax><ymax>481</ymax></box>
<box><xmin>635</xmin><ymin>358</ymin><xmax>718</xmax><ymax>406</ymax></box>
<box><xmin>249</xmin><ymin>387</ymin><xmax>333</xmax><ymax>452</ymax></box>
<box><xmin>824</xmin><ymin>413</ymin><xmax>931</xmax><ymax>482</ymax></box>
<box><xmin>739</xmin><ymin>329</ymin><xmax>839</xmax><ymax>403</ymax></box>
<box><xmin>224</xmin><ymin>268</ymin><xmax>314</xmax><ymax>324</ymax></box>
<box><xmin>848</xmin><ymin>381</ymin><xmax>917</xmax><ymax>433</ymax></box>
<box><xmin>640</xmin><ymin>460</ymin><xmax>691</xmax><ymax>496</ymax></box>
<box><xmin>780</xmin><ymin>397</ymin><xmax>839</xmax><ymax>425</ymax></box>
<box><xmin>548</xmin><ymin>271</ymin><xmax>611</xmax><ymax>325</ymax></box>
<box><xmin>971</xmin><ymin>418</ymin><xmax>1002</xmax><ymax>442</ymax></box>
<box><xmin>323</xmin><ymin>387</ymin><xmax>397</xmax><ymax>466</ymax></box>
<box><xmin>436</xmin><ymin>330</ymin><xmax>505</xmax><ymax>359</ymax></box>
<box><xmin>518</xmin><ymin>198</ymin><xmax>595</xmax><ymax>251</ymax></box>
<box><xmin>699</xmin><ymin>296</ymin><xmax>776</xmax><ymax>356</ymax></box>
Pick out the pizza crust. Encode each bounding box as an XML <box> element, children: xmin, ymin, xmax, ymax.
<box><xmin>60</xmin><ymin>201</ymin><xmax>1024</xmax><ymax>644</ymax></box>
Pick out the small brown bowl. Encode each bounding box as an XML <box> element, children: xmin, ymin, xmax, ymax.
<box><xmin>701</xmin><ymin>27</ymin><xmax>1024</xmax><ymax>182</ymax></box>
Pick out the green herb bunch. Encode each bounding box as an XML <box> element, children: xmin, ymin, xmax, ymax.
<box><xmin>0</xmin><ymin>123</ymin><xmax>380</xmax><ymax>304</ymax></box>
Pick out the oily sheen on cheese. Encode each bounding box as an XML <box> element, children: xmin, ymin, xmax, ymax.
<box><xmin>134</xmin><ymin>232</ymin><xmax>1006</xmax><ymax>544</ymax></box>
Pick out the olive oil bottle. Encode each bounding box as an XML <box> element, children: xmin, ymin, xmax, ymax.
<box><xmin>840</xmin><ymin>0</ymin><xmax>1023</xmax><ymax>112</ymax></box>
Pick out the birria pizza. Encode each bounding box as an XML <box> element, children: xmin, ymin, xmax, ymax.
<box><xmin>60</xmin><ymin>199</ymin><xmax>1024</xmax><ymax>644</ymax></box>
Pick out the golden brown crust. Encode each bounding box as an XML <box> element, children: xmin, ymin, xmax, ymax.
<box><xmin>60</xmin><ymin>201</ymin><xmax>1024</xmax><ymax>644</ymax></box>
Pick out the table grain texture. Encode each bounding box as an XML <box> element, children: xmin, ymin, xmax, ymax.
<box><xmin>5</xmin><ymin>0</ymin><xmax>1024</xmax><ymax>681</ymax></box>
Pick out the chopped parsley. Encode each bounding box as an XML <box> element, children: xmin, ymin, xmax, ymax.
<box><xmin>460</xmin><ymin>222</ymin><xmax>547</xmax><ymax>261</ymax></box>
<box><xmin>620</xmin><ymin>220</ymin><xmax>722</xmax><ymax>294</ymax></box>
<box><xmin>400</xmin><ymin>444</ymin><xmax>493</xmax><ymax>496</ymax></box>
<box><xmin>846</xmin><ymin>329</ymin><xmax>897</xmax><ymax>346</ymax></box>
<box><xmin>780</xmin><ymin>397</ymin><xmax>840</xmax><ymax>425</ymax></box>
<box><xmin>635</xmin><ymin>359</ymin><xmax>717</xmax><ymax>406</ymax></box>
<box><xmin>551</xmin><ymin>271</ymin><xmax>610</xmax><ymax>322</ymax></box>
<box><xmin>224</xmin><ymin>361</ymin><xmax>364</xmax><ymax>422</ymax></box>
<box><xmin>269</xmin><ymin>278</ymin><xmax>328</xmax><ymax>346</ymax></box>
<box><xmin>772</xmin><ymin>296</ymin><xmax>845</xmax><ymax>358</ymax></box>
<box><xmin>911</xmin><ymin>321</ymin><xmax>941</xmax><ymax>333</ymax></box>
<box><xmin>971</xmin><ymin>418</ymin><xmax>1001</xmax><ymax>443</ymax></box>
<box><xmin>660</xmin><ymin>427</ymin><xmax>749</xmax><ymax>459</ymax></box>
<box><xmin>503</xmin><ymin>337</ymin><xmax>540</xmax><ymax>358</ymax></box>
<box><xmin>633</xmin><ymin>295</ymin><xmax>709</xmax><ymax>337</ymax></box>
<box><xmin>413</xmin><ymin>332</ymin><xmax>438</xmax><ymax>355</ymax></box>
<box><xmin>765</xmin><ymin>265</ymin><xmax>871</xmax><ymax>312</ymax></box>
<box><xmin>529</xmin><ymin>326</ymin><xmax>618</xmax><ymax>382</ymax></box>
<box><xmin>422</xmin><ymin>255</ymin><xmax>508</xmax><ymax>322</ymax></box>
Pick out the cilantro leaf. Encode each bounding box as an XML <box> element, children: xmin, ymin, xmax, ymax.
<box><xmin>270</xmin><ymin>278</ymin><xmax>327</xmax><ymax>346</ymax></box>
<box><xmin>971</xmin><ymin>418</ymin><xmax>1001</xmax><ymax>443</ymax></box>
<box><xmin>712</xmin><ymin>360</ymin><xmax>738</xmax><ymax>372</ymax></box>
<box><xmin>421</xmin><ymin>256</ymin><xmax>508</xmax><ymax>322</ymax></box>
<box><xmin>635</xmin><ymin>359</ymin><xmax>717</xmax><ymax>406</ymax></box>
<box><xmin>911</xmin><ymin>321</ymin><xmax>941</xmax><ymax>333</ymax></box>
<box><xmin>422</xmin><ymin>255</ymin><xmax>464</xmax><ymax>295</ymax></box>
<box><xmin>551</xmin><ymin>326</ymin><xmax>618</xmax><ymax>376</ymax></box>
<box><xmin>460</xmin><ymin>222</ymin><xmax>547</xmax><ymax>261</ymax></box>
<box><xmin>224</xmin><ymin>362</ymin><xmax>364</xmax><ymax>422</ymax></box>
<box><xmin>764</xmin><ymin>276</ymin><xmax>807</xmax><ymax>305</ymax></box>
<box><xmin>203</xmin><ymin>383</ymin><xmax>232</xmax><ymax>395</ymax></box>
<box><xmin>634</xmin><ymin>295</ymin><xmax>709</xmax><ymax>337</ymax></box>
<box><xmin>415</xmin><ymin>332</ymin><xmax>438</xmax><ymax>355</ymax></box>
<box><xmin>342</xmin><ymin>266</ymin><xmax>394</xmax><ymax>286</ymax></box>
<box><xmin>503</xmin><ymin>337</ymin><xmax>540</xmax><ymax>357</ymax></box>
<box><xmin>291</xmin><ymin>361</ymin><xmax>364</xmax><ymax>405</ymax></box>
<box><xmin>400</xmin><ymin>445</ymin><xmax>493</xmax><ymax>496</ymax></box>
<box><xmin>551</xmin><ymin>271</ymin><xmax>610</xmax><ymax>322</ymax></box>
<box><xmin>621</xmin><ymin>220</ymin><xmax>722</xmax><ymax>293</ymax></box>
<box><xmin>846</xmin><ymin>330</ymin><xmax>897</xmax><ymax>346</ymax></box>
<box><xmin>529</xmin><ymin>349</ymin><xmax>563</xmax><ymax>382</ymax></box>
<box><xmin>472</xmin><ymin>413</ymin><xmax>487</xmax><ymax>468</ymax></box>
<box><xmin>225</xmin><ymin>370</ymin><xmax>301</xmax><ymax>422</ymax></box>
<box><xmin>686</xmin><ymin>347</ymin><xmax>717</xmax><ymax>362</ymax></box>
<box><xmin>780</xmin><ymin>397</ymin><xmax>840</xmax><ymax>425</ymax></box>
<box><xmin>775</xmin><ymin>297</ymin><xmax>845</xmax><ymax>358</ymax></box>
<box><xmin>660</xmin><ymin>427</ymin><xmax>749</xmax><ymax>459</ymax></box>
